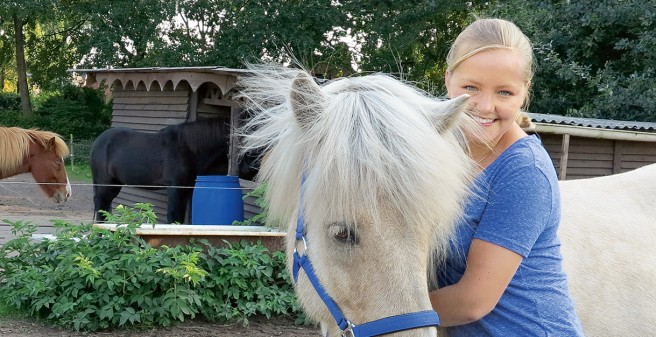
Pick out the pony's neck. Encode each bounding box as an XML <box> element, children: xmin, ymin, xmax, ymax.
<box><xmin>0</xmin><ymin>160</ymin><xmax>29</xmax><ymax>179</ymax></box>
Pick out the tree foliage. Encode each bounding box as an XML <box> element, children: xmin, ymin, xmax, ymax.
<box><xmin>1</xmin><ymin>0</ymin><xmax>655</xmax><ymax>122</ymax></box>
<box><xmin>70</xmin><ymin>0</ymin><xmax>176</xmax><ymax>68</ymax></box>
<box><xmin>487</xmin><ymin>0</ymin><xmax>656</xmax><ymax>122</ymax></box>
<box><xmin>342</xmin><ymin>0</ymin><xmax>489</xmax><ymax>90</ymax></box>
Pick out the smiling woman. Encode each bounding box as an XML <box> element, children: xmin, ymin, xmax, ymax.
<box><xmin>431</xmin><ymin>18</ymin><xmax>584</xmax><ymax>336</ymax></box>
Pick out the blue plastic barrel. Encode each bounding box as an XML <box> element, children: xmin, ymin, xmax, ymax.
<box><xmin>192</xmin><ymin>175</ymin><xmax>244</xmax><ymax>225</ymax></box>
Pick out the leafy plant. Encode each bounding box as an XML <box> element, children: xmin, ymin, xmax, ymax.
<box><xmin>233</xmin><ymin>182</ymin><xmax>269</xmax><ymax>227</ymax></box>
<box><xmin>0</xmin><ymin>203</ymin><xmax>303</xmax><ymax>332</ymax></box>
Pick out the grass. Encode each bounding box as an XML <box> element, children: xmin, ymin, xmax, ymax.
<box><xmin>65</xmin><ymin>164</ymin><xmax>92</xmax><ymax>182</ymax></box>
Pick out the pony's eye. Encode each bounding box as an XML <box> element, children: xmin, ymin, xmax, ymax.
<box><xmin>329</xmin><ymin>224</ymin><xmax>359</xmax><ymax>245</ymax></box>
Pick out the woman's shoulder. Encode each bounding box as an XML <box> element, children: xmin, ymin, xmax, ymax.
<box><xmin>486</xmin><ymin>135</ymin><xmax>558</xmax><ymax>184</ymax></box>
<box><xmin>494</xmin><ymin>135</ymin><xmax>553</xmax><ymax>170</ymax></box>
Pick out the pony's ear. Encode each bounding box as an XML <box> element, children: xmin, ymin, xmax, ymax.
<box><xmin>290</xmin><ymin>72</ymin><xmax>325</xmax><ymax>130</ymax></box>
<box><xmin>45</xmin><ymin>137</ymin><xmax>57</xmax><ymax>151</ymax></box>
<box><xmin>434</xmin><ymin>94</ymin><xmax>470</xmax><ymax>132</ymax></box>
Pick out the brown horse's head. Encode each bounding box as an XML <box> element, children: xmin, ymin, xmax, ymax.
<box><xmin>1</xmin><ymin>127</ymin><xmax>71</xmax><ymax>203</ymax></box>
<box><xmin>27</xmin><ymin>134</ymin><xmax>71</xmax><ymax>202</ymax></box>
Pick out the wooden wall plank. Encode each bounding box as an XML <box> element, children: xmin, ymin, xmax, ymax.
<box><xmin>113</xmin><ymin>104</ymin><xmax>189</xmax><ymax>111</ymax></box>
<box><xmin>240</xmin><ymin>179</ymin><xmax>262</xmax><ymax>221</ymax></box>
<box><xmin>112</xmin><ymin>115</ymin><xmax>186</xmax><ymax>126</ymax></box>
<box><xmin>566</xmin><ymin>160</ymin><xmax>614</xmax><ymax>168</ymax></box>
<box><xmin>621</xmin><ymin>161</ymin><xmax>653</xmax><ymax>170</ymax></box>
<box><xmin>109</xmin><ymin>122</ymin><xmax>168</xmax><ymax>132</ymax></box>
<box><xmin>114</xmin><ymin>90</ymin><xmax>188</xmax><ymax>97</ymax></box>
<box><xmin>113</xmin><ymin>188</ymin><xmax>168</xmax><ymax>222</ymax></box>
<box><xmin>622</xmin><ymin>154</ymin><xmax>656</xmax><ymax>162</ymax></box>
<box><xmin>566</xmin><ymin>152</ymin><xmax>614</xmax><ymax>161</ymax></box>
<box><xmin>113</xmin><ymin>109</ymin><xmax>188</xmax><ymax>118</ymax></box>
<box><xmin>113</xmin><ymin>96</ymin><xmax>189</xmax><ymax>105</ymax></box>
<box><xmin>565</xmin><ymin>167</ymin><xmax>614</xmax><ymax>178</ymax></box>
<box><xmin>567</xmin><ymin>144</ymin><xmax>614</xmax><ymax>154</ymax></box>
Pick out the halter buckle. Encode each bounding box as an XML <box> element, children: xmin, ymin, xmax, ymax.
<box><xmin>341</xmin><ymin>321</ymin><xmax>356</xmax><ymax>337</ymax></box>
<box><xmin>293</xmin><ymin>236</ymin><xmax>308</xmax><ymax>255</ymax></box>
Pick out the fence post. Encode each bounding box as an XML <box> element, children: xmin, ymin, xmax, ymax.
<box><xmin>69</xmin><ymin>134</ymin><xmax>75</xmax><ymax>169</ymax></box>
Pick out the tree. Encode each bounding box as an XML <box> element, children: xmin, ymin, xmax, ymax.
<box><xmin>342</xmin><ymin>0</ymin><xmax>492</xmax><ymax>92</ymax></box>
<box><xmin>0</xmin><ymin>0</ymin><xmax>58</xmax><ymax>116</ymax></box>
<box><xmin>0</xmin><ymin>21</ymin><xmax>14</xmax><ymax>91</ymax></box>
<box><xmin>70</xmin><ymin>0</ymin><xmax>176</xmax><ymax>68</ymax></box>
<box><xmin>12</xmin><ymin>12</ymin><xmax>32</xmax><ymax>115</ymax></box>
<box><xmin>487</xmin><ymin>0</ymin><xmax>656</xmax><ymax>122</ymax></box>
<box><xmin>160</xmin><ymin>0</ymin><xmax>352</xmax><ymax>75</ymax></box>
<box><xmin>24</xmin><ymin>9</ymin><xmax>85</xmax><ymax>91</ymax></box>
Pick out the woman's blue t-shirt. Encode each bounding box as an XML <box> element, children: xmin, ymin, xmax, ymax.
<box><xmin>438</xmin><ymin>135</ymin><xmax>584</xmax><ymax>336</ymax></box>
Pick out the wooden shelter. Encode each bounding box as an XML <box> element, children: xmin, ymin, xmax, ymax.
<box><xmin>528</xmin><ymin>113</ymin><xmax>656</xmax><ymax>180</ymax></box>
<box><xmin>71</xmin><ymin>66</ymin><xmax>259</xmax><ymax>223</ymax></box>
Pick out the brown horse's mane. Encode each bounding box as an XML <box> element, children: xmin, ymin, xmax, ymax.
<box><xmin>0</xmin><ymin>126</ymin><xmax>70</xmax><ymax>177</ymax></box>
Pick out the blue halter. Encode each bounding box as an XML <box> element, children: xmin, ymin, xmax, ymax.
<box><xmin>291</xmin><ymin>178</ymin><xmax>441</xmax><ymax>337</ymax></box>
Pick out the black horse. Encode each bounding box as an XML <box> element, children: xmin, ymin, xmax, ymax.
<box><xmin>91</xmin><ymin>118</ymin><xmax>257</xmax><ymax>223</ymax></box>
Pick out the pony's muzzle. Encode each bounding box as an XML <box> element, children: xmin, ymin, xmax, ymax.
<box><xmin>50</xmin><ymin>182</ymin><xmax>72</xmax><ymax>203</ymax></box>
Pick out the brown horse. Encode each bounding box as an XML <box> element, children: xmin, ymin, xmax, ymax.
<box><xmin>0</xmin><ymin>126</ymin><xmax>71</xmax><ymax>202</ymax></box>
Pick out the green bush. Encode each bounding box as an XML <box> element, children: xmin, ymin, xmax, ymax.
<box><xmin>34</xmin><ymin>85</ymin><xmax>112</xmax><ymax>140</ymax></box>
<box><xmin>0</xmin><ymin>109</ymin><xmax>40</xmax><ymax>128</ymax></box>
<box><xmin>0</xmin><ymin>92</ymin><xmax>20</xmax><ymax>110</ymax></box>
<box><xmin>0</xmin><ymin>86</ymin><xmax>111</xmax><ymax>139</ymax></box>
<box><xmin>234</xmin><ymin>183</ymin><xmax>269</xmax><ymax>227</ymax></box>
<box><xmin>0</xmin><ymin>204</ymin><xmax>303</xmax><ymax>332</ymax></box>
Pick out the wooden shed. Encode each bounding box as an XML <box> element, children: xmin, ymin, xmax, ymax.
<box><xmin>71</xmin><ymin>66</ymin><xmax>261</xmax><ymax>223</ymax></box>
<box><xmin>528</xmin><ymin>113</ymin><xmax>656</xmax><ymax>180</ymax></box>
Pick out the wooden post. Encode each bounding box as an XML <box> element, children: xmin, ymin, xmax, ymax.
<box><xmin>69</xmin><ymin>134</ymin><xmax>75</xmax><ymax>169</ymax></box>
<box><xmin>187</xmin><ymin>90</ymin><xmax>198</xmax><ymax>122</ymax></box>
<box><xmin>612</xmin><ymin>141</ymin><xmax>624</xmax><ymax>174</ymax></box>
<box><xmin>227</xmin><ymin>106</ymin><xmax>242</xmax><ymax>176</ymax></box>
<box><xmin>559</xmin><ymin>134</ymin><xmax>570</xmax><ymax>180</ymax></box>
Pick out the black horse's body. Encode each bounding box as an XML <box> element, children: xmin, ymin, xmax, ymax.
<box><xmin>91</xmin><ymin>118</ymin><xmax>238</xmax><ymax>223</ymax></box>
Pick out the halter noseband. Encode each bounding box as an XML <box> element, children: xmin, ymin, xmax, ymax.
<box><xmin>292</xmin><ymin>177</ymin><xmax>441</xmax><ymax>337</ymax></box>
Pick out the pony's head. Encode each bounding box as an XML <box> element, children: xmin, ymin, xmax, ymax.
<box><xmin>0</xmin><ymin>127</ymin><xmax>71</xmax><ymax>202</ymax></box>
<box><xmin>239</xmin><ymin>65</ymin><xmax>476</xmax><ymax>336</ymax></box>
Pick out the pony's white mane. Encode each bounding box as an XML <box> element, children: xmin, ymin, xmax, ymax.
<box><xmin>239</xmin><ymin>64</ymin><xmax>475</xmax><ymax>264</ymax></box>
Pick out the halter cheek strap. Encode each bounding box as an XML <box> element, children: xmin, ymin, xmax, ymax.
<box><xmin>292</xmin><ymin>177</ymin><xmax>441</xmax><ymax>337</ymax></box>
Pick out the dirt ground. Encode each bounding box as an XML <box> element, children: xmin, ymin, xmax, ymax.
<box><xmin>0</xmin><ymin>173</ymin><xmax>94</xmax><ymax>225</ymax></box>
<box><xmin>0</xmin><ymin>174</ymin><xmax>320</xmax><ymax>337</ymax></box>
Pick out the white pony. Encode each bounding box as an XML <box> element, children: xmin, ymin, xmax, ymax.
<box><xmin>559</xmin><ymin>163</ymin><xmax>656</xmax><ymax>336</ymax></box>
<box><xmin>238</xmin><ymin>64</ymin><xmax>656</xmax><ymax>336</ymax></box>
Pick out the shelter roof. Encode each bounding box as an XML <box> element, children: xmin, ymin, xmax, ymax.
<box><xmin>529</xmin><ymin>112</ymin><xmax>656</xmax><ymax>132</ymax></box>
<box><xmin>67</xmin><ymin>66</ymin><xmax>251</xmax><ymax>93</ymax></box>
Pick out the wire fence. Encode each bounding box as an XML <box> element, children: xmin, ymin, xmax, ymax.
<box><xmin>66</xmin><ymin>135</ymin><xmax>93</xmax><ymax>167</ymax></box>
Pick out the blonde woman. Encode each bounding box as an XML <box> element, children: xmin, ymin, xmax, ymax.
<box><xmin>429</xmin><ymin>18</ymin><xmax>584</xmax><ymax>336</ymax></box>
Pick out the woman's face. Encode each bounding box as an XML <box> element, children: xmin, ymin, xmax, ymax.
<box><xmin>445</xmin><ymin>48</ymin><xmax>529</xmax><ymax>147</ymax></box>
